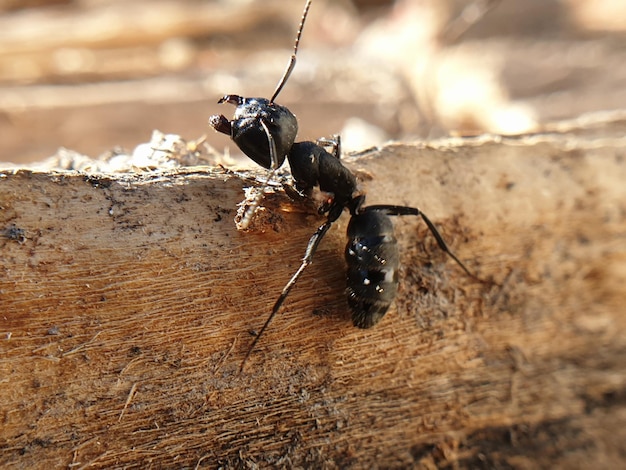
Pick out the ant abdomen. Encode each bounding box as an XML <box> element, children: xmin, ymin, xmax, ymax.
<box><xmin>345</xmin><ymin>209</ymin><xmax>400</xmax><ymax>329</ymax></box>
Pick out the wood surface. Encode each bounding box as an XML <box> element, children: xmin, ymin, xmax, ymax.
<box><xmin>1</xmin><ymin>130</ymin><xmax>625</xmax><ymax>468</ymax></box>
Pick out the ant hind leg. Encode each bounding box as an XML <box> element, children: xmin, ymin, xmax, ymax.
<box><xmin>363</xmin><ymin>204</ymin><xmax>477</xmax><ymax>279</ymax></box>
<box><xmin>239</xmin><ymin>204</ymin><xmax>343</xmax><ymax>372</ymax></box>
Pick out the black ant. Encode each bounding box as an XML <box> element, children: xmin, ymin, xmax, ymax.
<box><xmin>208</xmin><ymin>0</ymin><xmax>477</xmax><ymax>372</ymax></box>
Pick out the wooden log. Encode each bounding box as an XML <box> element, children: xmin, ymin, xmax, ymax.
<box><xmin>1</xmin><ymin>131</ymin><xmax>625</xmax><ymax>468</ymax></box>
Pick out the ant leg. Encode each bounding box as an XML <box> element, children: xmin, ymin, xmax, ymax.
<box><xmin>283</xmin><ymin>183</ymin><xmax>307</xmax><ymax>202</ymax></box>
<box><xmin>272</xmin><ymin>218</ymin><xmax>334</xmax><ymax>313</ymax></box>
<box><xmin>363</xmin><ymin>204</ymin><xmax>476</xmax><ymax>279</ymax></box>
<box><xmin>270</xmin><ymin>0</ymin><xmax>313</xmax><ymax>103</ymax></box>
<box><xmin>316</xmin><ymin>134</ymin><xmax>341</xmax><ymax>159</ymax></box>
<box><xmin>334</xmin><ymin>134</ymin><xmax>341</xmax><ymax>159</ymax></box>
<box><xmin>416</xmin><ymin>211</ymin><xmax>475</xmax><ymax>278</ymax></box>
<box><xmin>236</xmin><ymin>120</ymin><xmax>279</xmax><ymax>230</ymax></box>
<box><xmin>240</xmin><ymin>207</ymin><xmax>341</xmax><ymax>372</ymax></box>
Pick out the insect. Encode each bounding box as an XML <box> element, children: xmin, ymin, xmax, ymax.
<box><xmin>207</xmin><ymin>0</ymin><xmax>477</xmax><ymax>371</ymax></box>
<box><xmin>238</xmin><ymin>137</ymin><xmax>476</xmax><ymax>370</ymax></box>
<box><xmin>209</xmin><ymin>0</ymin><xmax>311</xmax><ymax>230</ymax></box>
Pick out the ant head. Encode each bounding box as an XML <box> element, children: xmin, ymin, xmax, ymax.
<box><xmin>208</xmin><ymin>0</ymin><xmax>313</xmax><ymax>171</ymax></box>
<box><xmin>229</xmin><ymin>98</ymin><xmax>298</xmax><ymax>170</ymax></box>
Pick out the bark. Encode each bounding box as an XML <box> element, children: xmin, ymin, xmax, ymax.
<box><xmin>1</xmin><ymin>130</ymin><xmax>625</xmax><ymax>468</ymax></box>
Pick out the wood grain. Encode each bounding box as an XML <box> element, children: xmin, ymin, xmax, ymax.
<box><xmin>1</xmin><ymin>132</ymin><xmax>625</xmax><ymax>468</ymax></box>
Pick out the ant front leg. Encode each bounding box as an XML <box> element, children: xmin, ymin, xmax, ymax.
<box><xmin>282</xmin><ymin>182</ymin><xmax>307</xmax><ymax>203</ymax></box>
<box><xmin>235</xmin><ymin>119</ymin><xmax>280</xmax><ymax>230</ymax></box>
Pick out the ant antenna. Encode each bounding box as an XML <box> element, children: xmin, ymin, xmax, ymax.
<box><xmin>270</xmin><ymin>0</ymin><xmax>313</xmax><ymax>104</ymax></box>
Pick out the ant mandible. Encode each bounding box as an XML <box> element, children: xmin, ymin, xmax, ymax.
<box><xmin>208</xmin><ymin>0</ymin><xmax>477</xmax><ymax>372</ymax></box>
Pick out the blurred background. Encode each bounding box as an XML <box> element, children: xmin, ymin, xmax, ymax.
<box><xmin>0</xmin><ymin>0</ymin><xmax>625</xmax><ymax>164</ymax></box>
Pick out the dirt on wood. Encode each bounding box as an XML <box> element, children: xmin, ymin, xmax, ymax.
<box><xmin>1</xmin><ymin>0</ymin><xmax>626</xmax><ymax>467</ymax></box>
<box><xmin>1</xmin><ymin>126</ymin><xmax>625</xmax><ymax>468</ymax></box>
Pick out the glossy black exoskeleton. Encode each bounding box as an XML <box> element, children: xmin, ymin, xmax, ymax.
<box><xmin>206</xmin><ymin>0</ymin><xmax>476</xmax><ymax>371</ymax></box>
<box><xmin>209</xmin><ymin>96</ymin><xmax>298</xmax><ymax>170</ymax></box>
<box><xmin>345</xmin><ymin>208</ymin><xmax>399</xmax><ymax>329</ymax></box>
<box><xmin>238</xmin><ymin>137</ymin><xmax>476</xmax><ymax>370</ymax></box>
<box><xmin>344</xmin><ymin>204</ymin><xmax>474</xmax><ymax>329</ymax></box>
